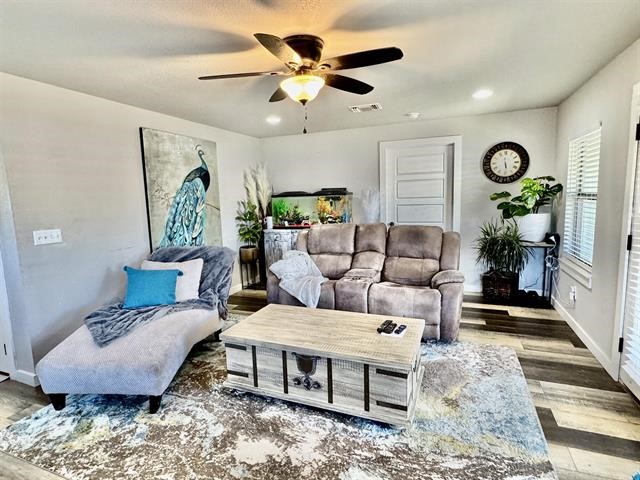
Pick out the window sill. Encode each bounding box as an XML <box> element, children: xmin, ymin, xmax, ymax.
<box><xmin>558</xmin><ymin>257</ymin><xmax>592</xmax><ymax>289</ymax></box>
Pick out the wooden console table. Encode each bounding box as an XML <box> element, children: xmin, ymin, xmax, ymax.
<box><xmin>220</xmin><ymin>304</ymin><xmax>425</xmax><ymax>427</ymax></box>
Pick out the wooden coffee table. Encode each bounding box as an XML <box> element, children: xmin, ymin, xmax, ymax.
<box><xmin>220</xmin><ymin>304</ymin><xmax>425</xmax><ymax>427</ymax></box>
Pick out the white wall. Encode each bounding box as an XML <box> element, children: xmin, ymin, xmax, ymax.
<box><xmin>553</xmin><ymin>39</ymin><xmax>640</xmax><ymax>378</ymax></box>
<box><xmin>261</xmin><ymin>107</ymin><xmax>558</xmax><ymax>291</ymax></box>
<box><xmin>0</xmin><ymin>73</ymin><xmax>260</xmax><ymax>378</ymax></box>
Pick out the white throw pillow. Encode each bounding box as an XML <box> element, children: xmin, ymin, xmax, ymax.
<box><xmin>140</xmin><ymin>258</ymin><xmax>204</xmax><ymax>302</ymax></box>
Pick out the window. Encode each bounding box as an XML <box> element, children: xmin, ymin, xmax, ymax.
<box><xmin>562</xmin><ymin>127</ymin><xmax>601</xmax><ymax>269</ymax></box>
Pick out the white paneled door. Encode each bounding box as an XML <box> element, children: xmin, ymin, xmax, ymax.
<box><xmin>380</xmin><ymin>137</ymin><xmax>461</xmax><ymax>230</ymax></box>
<box><xmin>620</xmin><ymin>83</ymin><xmax>640</xmax><ymax>400</ymax></box>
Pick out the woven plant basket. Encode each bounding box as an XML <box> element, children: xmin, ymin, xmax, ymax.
<box><xmin>482</xmin><ymin>271</ymin><xmax>519</xmax><ymax>301</ymax></box>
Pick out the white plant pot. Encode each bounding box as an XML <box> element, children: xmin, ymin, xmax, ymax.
<box><xmin>517</xmin><ymin>213</ymin><xmax>551</xmax><ymax>242</ymax></box>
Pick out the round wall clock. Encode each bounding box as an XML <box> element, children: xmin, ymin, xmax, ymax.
<box><xmin>482</xmin><ymin>142</ymin><xmax>530</xmax><ymax>183</ymax></box>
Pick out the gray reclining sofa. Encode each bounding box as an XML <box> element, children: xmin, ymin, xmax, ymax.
<box><xmin>267</xmin><ymin>223</ymin><xmax>464</xmax><ymax>341</ymax></box>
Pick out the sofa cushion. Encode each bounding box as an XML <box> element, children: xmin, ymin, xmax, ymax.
<box><xmin>431</xmin><ymin>269</ymin><xmax>465</xmax><ymax>289</ymax></box>
<box><xmin>296</xmin><ymin>230</ymin><xmax>309</xmax><ymax>252</ymax></box>
<box><xmin>343</xmin><ymin>268</ymin><xmax>379</xmax><ymax>280</ymax></box>
<box><xmin>355</xmin><ymin>223</ymin><xmax>387</xmax><ymax>254</ymax></box>
<box><xmin>441</xmin><ymin>231</ymin><xmax>461</xmax><ymax>270</ymax></box>
<box><xmin>386</xmin><ymin>225</ymin><xmax>443</xmax><ymax>259</ymax></box>
<box><xmin>335</xmin><ymin>276</ymin><xmax>373</xmax><ymax>313</ymax></box>
<box><xmin>383</xmin><ymin>257</ymin><xmax>441</xmax><ymax>286</ymax></box>
<box><xmin>36</xmin><ymin>309</ymin><xmax>221</xmax><ymax>396</ymax></box>
<box><xmin>383</xmin><ymin>225</ymin><xmax>444</xmax><ymax>286</ymax></box>
<box><xmin>276</xmin><ymin>280</ymin><xmax>336</xmax><ymax>310</ymax></box>
<box><xmin>368</xmin><ymin>282</ymin><xmax>441</xmax><ymax>340</ymax></box>
<box><xmin>310</xmin><ymin>253</ymin><xmax>352</xmax><ymax>280</ymax></box>
<box><xmin>352</xmin><ymin>251</ymin><xmax>385</xmax><ymax>274</ymax></box>
<box><xmin>308</xmin><ymin>224</ymin><xmax>356</xmax><ymax>255</ymax></box>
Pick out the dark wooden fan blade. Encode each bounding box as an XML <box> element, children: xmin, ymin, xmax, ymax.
<box><xmin>254</xmin><ymin>33</ymin><xmax>302</xmax><ymax>66</ymax></box>
<box><xmin>319</xmin><ymin>47</ymin><xmax>403</xmax><ymax>71</ymax></box>
<box><xmin>198</xmin><ymin>71</ymin><xmax>283</xmax><ymax>80</ymax></box>
<box><xmin>321</xmin><ymin>74</ymin><xmax>373</xmax><ymax>95</ymax></box>
<box><xmin>269</xmin><ymin>87</ymin><xmax>287</xmax><ymax>102</ymax></box>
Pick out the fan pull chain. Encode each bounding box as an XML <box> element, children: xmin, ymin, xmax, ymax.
<box><xmin>303</xmin><ymin>105</ymin><xmax>308</xmax><ymax>134</ymax></box>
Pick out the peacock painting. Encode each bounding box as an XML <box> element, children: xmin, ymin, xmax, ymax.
<box><xmin>140</xmin><ymin>128</ymin><xmax>222</xmax><ymax>250</ymax></box>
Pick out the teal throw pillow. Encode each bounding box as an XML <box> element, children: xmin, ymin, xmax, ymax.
<box><xmin>122</xmin><ymin>266</ymin><xmax>183</xmax><ymax>309</ymax></box>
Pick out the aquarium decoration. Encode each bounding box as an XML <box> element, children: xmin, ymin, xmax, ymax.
<box><xmin>270</xmin><ymin>188</ymin><xmax>353</xmax><ymax>228</ymax></box>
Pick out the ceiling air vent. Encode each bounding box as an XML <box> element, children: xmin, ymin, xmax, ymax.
<box><xmin>348</xmin><ymin>103</ymin><xmax>383</xmax><ymax>113</ymax></box>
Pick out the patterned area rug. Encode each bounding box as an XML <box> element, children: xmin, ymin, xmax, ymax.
<box><xmin>0</xmin><ymin>313</ymin><xmax>556</xmax><ymax>480</ymax></box>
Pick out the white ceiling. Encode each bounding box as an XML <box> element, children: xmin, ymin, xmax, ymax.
<box><xmin>1</xmin><ymin>0</ymin><xmax>639</xmax><ymax>138</ymax></box>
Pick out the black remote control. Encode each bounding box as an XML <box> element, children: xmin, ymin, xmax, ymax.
<box><xmin>383</xmin><ymin>322</ymin><xmax>397</xmax><ymax>334</ymax></box>
<box><xmin>394</xmin><ymin>324</ymin><xmax>407</xmax><ymax>335</ymax></box>
<box><xmin>377</xmin><ymin>320</ymin><xmax>391</xmax><ymax>333</ymax></box>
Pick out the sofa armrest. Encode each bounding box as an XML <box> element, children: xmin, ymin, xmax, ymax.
<box><xmin>431</xmin><ymin>270</ymin><xmax>465</xmax><ymax>289</ymax></box>
<box><xmin>266</xmin><ymin>269</ymin><xmax>281</xmax><ymax>304</ymax></box>
<box><xmin>343</xmin><ymin>268</ymin><xmax>381</xmax><ymax>282</ymax></box>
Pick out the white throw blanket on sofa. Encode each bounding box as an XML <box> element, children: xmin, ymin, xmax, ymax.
<box><xmin>269</xmin><ymin>250</ymin><xmax>327</xmax><ymax>308</ymax></box>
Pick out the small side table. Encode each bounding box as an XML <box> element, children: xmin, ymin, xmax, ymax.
<box><xmin>240</xmin><ymin>256</ymin><xmax>260</xmax><ymax>290</ymax></box>
<box><xmin>522</xmin><ymin>240</ymin><xmax>558</xmax><ymax>306</ymax></box>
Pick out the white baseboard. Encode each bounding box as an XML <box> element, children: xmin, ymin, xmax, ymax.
<box><xmin>229</xmin><ymin>283</ymin><xmax>243</xmax><ymax>295</ymax></box>
<box><xmin>464</xmin><ymin>283</ymin><xmax>481</xmax><ymax>294</ymax></box>
<box><xmin>11</xmin><ymin>369</ymin><xmax>39</xmax><ymax>387</ymax></box>
<box><xmin>551</xmin><ymin>295</ymin><xmax>619</xmax><ymax>380</ymax></box>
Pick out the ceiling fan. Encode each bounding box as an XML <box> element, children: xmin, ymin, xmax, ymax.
<box><xmin>198</xmin><ymin>33</ymin><xmax>403</xmax><ymax>105</ymax></box>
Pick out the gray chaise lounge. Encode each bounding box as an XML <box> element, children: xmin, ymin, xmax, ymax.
<box><xmin>267</xmin><ymin>223</ymin><xmax>464</xmax><ymax>341</ymax></box>
<box><xmin>36</xmin><ymin>246</ymin><xmax>234</xmax><ymax>413</ymax></box>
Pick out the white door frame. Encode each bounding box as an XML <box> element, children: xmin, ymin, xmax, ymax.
<box><xmin>379</xmin><ymin>135</ymin><xmax>462</xmax><ymax>231</ymax></box>
<box><xmin>614</xmin><ymin>81</ymin><xmax>640</xmax><ymax>392</ymax></box>
<box><xmin>0</xmin><ymin>248</ymin><xmax>16</xmax><ymax>376</ymax></box>
<box><xmin>0</xmin><ymin>146</ymin><xmax>16</xmax><ymax>378</ymax></box>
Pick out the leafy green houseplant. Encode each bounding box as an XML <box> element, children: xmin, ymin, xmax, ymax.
<box><xmin>475</xmin><ymin>219</ymin><xmax>532</xmax><ymax>300</ymax></box>
<box><xmin>235</xmin><ymin>201</ymin><xmax>262</xmax><ymax>263</ymax></box>
<box><xmin>490</xmin><ymin>176</ymin><xmax>563</xmax><ymax>242</ymax></box>
<box><xmin>271</xmin><ymin>199</ymin><xmax>289</xmax><ymax>225</ymax></box>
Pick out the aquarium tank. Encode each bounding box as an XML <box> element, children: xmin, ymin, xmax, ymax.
<box><xmin>270</xmin><ymin>188</ymin><xmax>353</xmax><ymax>228</ymax></box>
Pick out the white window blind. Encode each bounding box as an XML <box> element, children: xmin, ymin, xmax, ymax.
<box><xmin>562</xmin><ymin>128</ymin><xmax>601</xmax><ymax>268</ymax></box>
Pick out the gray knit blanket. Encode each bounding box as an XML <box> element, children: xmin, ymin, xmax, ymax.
<box><xmin>84</xmin><ymin>246</ymin><xmax>236</xmax><ymax>347</ymax></box>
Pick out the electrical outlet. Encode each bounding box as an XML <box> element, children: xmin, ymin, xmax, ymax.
<box><xmin>569</xmin><ymin>286</ymin><xmax>577</xmax><ymax>302</ymax></box>
<box><xmin>33</xmin><ymin>229</ymin><xmax>63</xmax><ymax>245</ymax></box>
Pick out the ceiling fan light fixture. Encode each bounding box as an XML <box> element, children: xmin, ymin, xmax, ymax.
<box><xmin>280</xmin><ymin>74</ymin><xmax>325</xmax><ymax>105</ymax></box>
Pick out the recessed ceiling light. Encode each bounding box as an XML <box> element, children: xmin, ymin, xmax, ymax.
<box><xmin>405</xmin><ymin>112</ymin><xmax>422</xmax><ymax>119</ymax></box>
<box><xmin>472</xmin><ymin>89</ymin><xmax>494</xmax><ymax>100</ymax></box>
<box><xmin>266</xmin><ymin>115</ymin><xmax>281</xmax><ymax>125</ymax></box>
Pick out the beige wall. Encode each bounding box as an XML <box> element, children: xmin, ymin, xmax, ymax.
<box><xmin>261</xmin><ymin>107</ymin><xmax>559</xmax><ymax>292</ymax></box>
<box><xmin>0</xmin><ymin>73</ymin><xmax>260</xmax><ymax>378</ymax></box>
<box><xmin>553</xmin><ymin>39</ymin><xmax>640</xmax><ymax>377</ymax></box>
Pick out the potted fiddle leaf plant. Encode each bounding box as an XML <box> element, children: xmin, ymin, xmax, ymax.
<box><xmin>235</xmin><ymin>200</ymin><xmax>262</xmax><ymax>263</ymax></box>
<box><xmin>490</xmin><ymin>176</ymin><xmax>563</xmax><ymax>242</ymax></box>
<box><xmin>475</xmin><ymin>219</ymin><xmax>532</xmax><ymax>300</ymax></box>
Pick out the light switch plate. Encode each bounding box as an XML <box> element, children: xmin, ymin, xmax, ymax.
<box><xmin>33</xmin><ymin>229</ymin><xmax>63</xmax><ymax>245</ymax></box>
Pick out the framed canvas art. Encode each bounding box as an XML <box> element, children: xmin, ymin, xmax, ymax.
<box><xmin>140</xmin><ymin>127</ymin><xmax>222</xmax><ymax>250</ymax></box>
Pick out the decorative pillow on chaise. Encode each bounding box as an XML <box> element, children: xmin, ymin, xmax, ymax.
<box><xmin>141</xmin><ymin>258</ymin><xmax>204</xmax><ymax>302</ymax></box>
<box><xmin>122</xmin><ymin>266</ymin><xmax>183</xmax><ymax>309</ymax></box>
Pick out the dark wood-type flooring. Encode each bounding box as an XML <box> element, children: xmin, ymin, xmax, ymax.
<box><xmin>0</xmin><ymin>291</ymin><xmax>638</xmax><ymax>479</ymax></box>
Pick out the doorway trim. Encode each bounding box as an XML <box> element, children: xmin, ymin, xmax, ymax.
<box><xmin>379</xmin><ymin>135</ymin><xmax>462</xmax><ymax>231</ymax></box>
<box><xmin>0</xmin><ymin>147</ymin><xmax>16</xmax><ymax>379</ymax></box>
<box><xmin>614</xmin><ymin>81</ymin><xmax>640</xmax><ymax>391</ymax></box>
<box><xmin>0</xmin><ymin>249</ymin><xmax>16</xmax><ymax>378</ymax></box>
